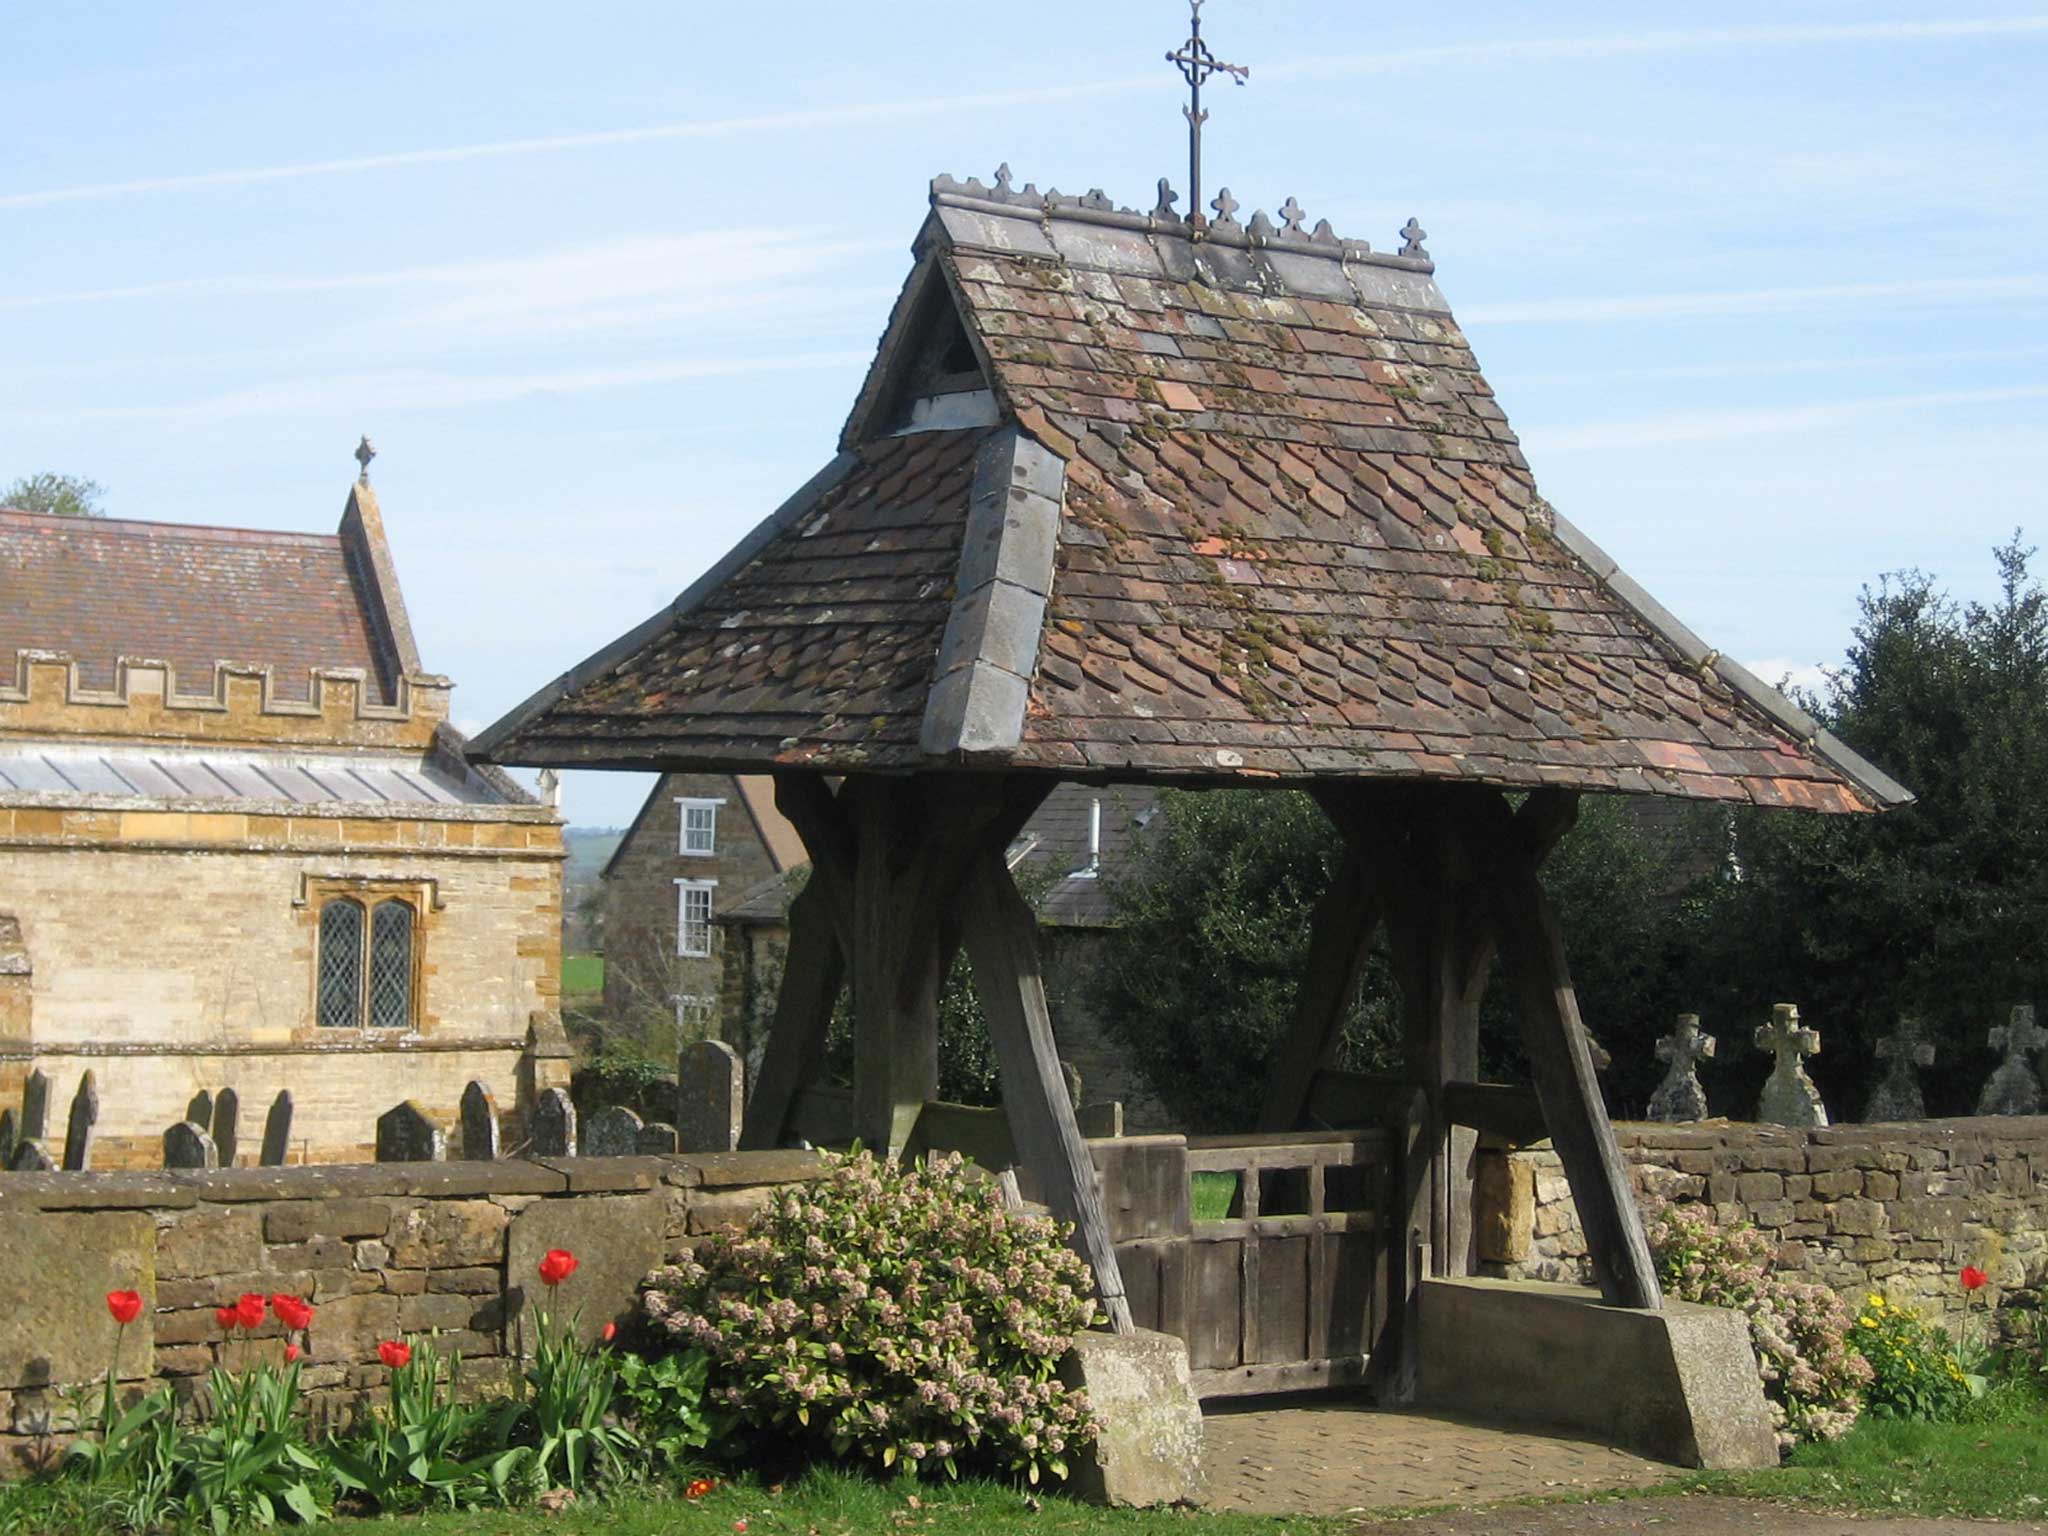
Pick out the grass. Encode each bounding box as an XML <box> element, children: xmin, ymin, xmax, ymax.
<box><xmin>1189</xmin><ymin>1172</ymin><xmax>1236</xmax><ymax>1223</ymax></box>
<box><xmin>562</xmin><ymin>953</ymin><xmax>604</xmax><ymax>995</ymax></box>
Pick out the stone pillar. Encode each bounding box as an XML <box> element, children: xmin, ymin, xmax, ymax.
<box><xmin>520</xmin><ymin>1012</ymin><xmax>576</xmax><ymax>1140</ymax></box>
<box><xmin>0</xmin><ymin>916</ymin><xmax>29</xmax><ymax>1114</ymax></box>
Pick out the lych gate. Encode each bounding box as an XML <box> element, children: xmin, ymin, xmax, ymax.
<box><xmin>475</xmin><ymin>171</ymin><xmax>1906</xmax><ymax>1391</ymax></box>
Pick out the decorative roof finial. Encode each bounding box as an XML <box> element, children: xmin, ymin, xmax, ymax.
<box><xmin>1166</xmin><ymin>0</ymin><xmax>1249</xmax><ymax>228</ymax></box>
<box><xmin>354</xmin><ymin>435</ymin><xmax>376</xmax><ymax>485</ymax></box>
<box><xmin>1399</xmin><ymin>217</ymin><xmax>1429</xmax><ymax>259</ymax></box>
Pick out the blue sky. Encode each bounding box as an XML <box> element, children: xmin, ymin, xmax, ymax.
<box><xmin>5</xmin><ymin>2</ymin><xmax>2045</xmax><ymax>828</ymax></box>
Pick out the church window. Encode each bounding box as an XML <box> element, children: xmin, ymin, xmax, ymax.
<box><xmin>677</xmin><ymin>797</ymin><xmax>722</xmax><ymax>856</ymax></box>
<box><xmin>316</xmin><ymin>898</ymin><xmax>365</xmax><ymax>1028</ymax></box>
<box><xmin>315</xmin><ymin>891</ymin><xmax>421</xmax><ymax>1030</ymax></box>
<box><xmin>368</xmin><ymin>900</ymin><xmax>415</xmax><ymax>1030</ymax></box>
<box><xmin>676</xmin><ymin>879</ymin><xmax>717</xmax><ymax>958</ymax></box>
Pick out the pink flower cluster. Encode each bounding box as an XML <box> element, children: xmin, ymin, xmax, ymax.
<box><xmin>642</xmin><ymin>1150</ymin><xmax>1100</xmax><ymax>1481</ymax></box>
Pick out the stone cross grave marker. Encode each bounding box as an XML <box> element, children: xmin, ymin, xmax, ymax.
<box><xmin>0</xmin><ymin>1106</ymin><xmax>16</xmax><ymax>1168</ymax></box>
<box><xmin>1648</xmin><ymin>1014</ymin><xmax>1716</xmax><ymax>1122</ymax></box>
<box><xmin>186</xmin><ymin>1090</ymin><xmax>213</xmax><ymax>1130</ymax></box>
<box><xmin>676</xmin><ymin>1039</ymin><xmax>742</xmax><ymax>1153</ymax></box>
<box><xmin>260</xmin><ymin>1091</ymin><xmax>294</xmax><ymax>1167</ymax></box>
<box><xmin>164</xmin><ymin>1120</ymin><xmax>219</xmax><ymax>1169</ymax></box>
<box><xmin>212</xmin><ymin>1088</ymin><xmax>240</xmax><ymax>1167</ymax></box>
<box><xmin>532</xmin><ymin>1087</ymin><xmax>576</xmax><ymax>1157</ymax></box>
<box><xmin>1868</xmin><ymin>1016</ymin><xmax>1937</xmax><ymax>1121</ymax></box>
<box><xmin>10</xmin><ymin>1138</ymin><xmax>53</xmax><ymax>1172</ymax></box>
<box><xmin>638</xmin><ymin>1121</ymin><xmax>680</xmax><ymax>1154</ymax></box>
<box><xmin>1755</xmin><ymin>1002</ymin><xmax>1829</xmax><ymax>1128</ymax></box>
<box><xmin>375</xmin><ymin>1100</ymin><xmax>446</xmax><ymax>1163</ymax></box>
<box><xmin>1977</xmin><ymin>1004</ymin><xmax>2047</xmax><ymax>1117</ymax></box>
<box><xmin>61</xmin><ymin>1070</ymin><xmax>99</xmax><ymax>1171</ymax></box>
<box><xmin>459</xmin><ymin>1081</ymin><xmax>500</xmax><ymax>1161</ymax></box>
<box><xmin>20</xmin><ymin>1069</ymin><xmax>49</xmax><ymax>1141</ymax></box>
<box><xmin>585</xmin><ymin>1104</ymin><xmax>644</xmax><ymax>1156</ymax></box>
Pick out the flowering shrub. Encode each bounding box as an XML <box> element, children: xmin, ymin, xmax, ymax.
<box><xmin>1850</xmin><ymin>1292</ymin><xmax>1974</xmax><ymax>1421</ymax></box>
<box><xmin>1645</xmin><ymin>1200</ymin><xmax>1869</xmax><ymax>1447</ymax></box>
<box><xmin>642</xmin><ymin>1150</ymin><xmax>1101</xmax><ymax>1483</ymax></box>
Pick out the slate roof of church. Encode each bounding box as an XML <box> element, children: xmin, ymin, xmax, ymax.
<box><xmin>0</xmin><ymin>507</ymin><xmax>400</xmax><ymax>704</ymax></box>
<box><xmin>475</xmin><ymin>172</ymin><xmax>1908</xmax><ymax>813</ymax></box>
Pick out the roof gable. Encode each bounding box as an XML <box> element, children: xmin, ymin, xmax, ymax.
<box><xmin>475</xmin><ymin>173</ymin><xmax>1907</xmax><ymax>814</ymax></box>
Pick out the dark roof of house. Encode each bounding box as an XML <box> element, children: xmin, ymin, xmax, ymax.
<box><xmin>0</xmin><ymin>504</ymin><xmax>404</xmax><ymax>703</ymax></box>
<box><xmin>475</xmin><ymin>172</ymin><xmax>1907</xmax><ymax>815</ymax></box>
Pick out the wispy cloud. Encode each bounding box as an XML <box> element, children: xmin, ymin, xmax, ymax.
<box><xmin>1466</xmin><ymin>274</ymin><xmax>2048</xmax><ymax>327</ymax></box>
<box><xmin>1533</xmin><ymin>384</ymin><xmax>2048</xmax><ymax>452</ymax></box>
<box><xmin>6</xmin><ymin>17</ymin><xmax>2045</xmax><ymax>212</ymax></box>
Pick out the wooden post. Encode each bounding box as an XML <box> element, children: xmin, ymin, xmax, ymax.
<box><xmin>1258</xmin><ymin>845</ymin><xmax>1380</xmax><ymax>1132</ymax></box>
<box><xmin>960</xmin><ymin>846</ymin><xmax>1134</xmax><ymax>1334</ymax></box>
<box><xmin>1492</xmin><ymin>816</ymin><xmax>1662</xmax><ymax>1310</ymax></box>
<box><xmin>738</xmin><ymin>880</ymin><xmax>843</xmax><ymax>1149</ymax></box>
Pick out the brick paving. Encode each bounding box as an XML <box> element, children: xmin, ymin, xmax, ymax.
<box><xmin>1199</xmin><ymin>1397</ymin><xmax>1679</xmax><ymax>1516</ymax></box>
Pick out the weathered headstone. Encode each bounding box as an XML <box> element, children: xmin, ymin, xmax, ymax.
<box><xmin>585</xmin><ymin>1104</ymin><xmax>644</xmax><ymax>1157</ymax></box>
<box><xmin>20</xmin><ymin>1069</ymin><xmax>49</xmax><ymax>1140</ymax></box>
<box><xmin>459</xmin><ymin>1081</ymin><xmax>501</xmax><ymax>1160</ymax></box>
<box><xmin>1078</xmin><ymin>1101</ymin><xmax>1125</xmax><ymax>1139</ymax></box>
<box><xmin>0</xmin><ymin>1106</ymin><xmax>16</xmax><ymax>1169</ymax></box>
<box><xmin>374</xmin><ymin>1101</ymin><xmax>446</xmax><ymax>1163</ymax></box>
<box><xmin>61</xmin><ymin>1071</ymin><xmax>98</xmax><ymax>1171</ymax></box>
<box><xmin>163</xmin><ymin>1120</ymin><xmax>219</xmax><ymax>1169</ymax></box>
<box><xmin>211</xmin><ymin>1088</ymin><xmax>240</xmax><ymax>1167</ymax></box>
<box><xmin>259</xmin><ymin>1090</ymin><xmax>294</xmax><ymax>1167</ymax></box>
<box><xmin>1755</xmin><ymin>1003</ymin><xmax>1828</xmax><ymax>1128</ymax></box>
<box><xmin>1977</xmin><ymin>1004</ymin><xmax>2046</xmax><ymax>1117</ymax></box>
<box><xmin>10</xmin><ymin>1138</ymin><xmax>53</xmax><ymax>1172</ymax></box>
<box><xmin>1061</xmin><ymin>1059</ymin><xmax>1083</xmax><ymax>1107</ymax></box>
<box><xmin>637</xmin><ymin>1121</ymin><xmax>680</xmax><ymax>1154</ymax></box>
<box><xmin>675</xmin><ymin>1039</ymin><xmax>741</xmax><ymax>1153</ymax></box>
<box><xmin>1649</xmin><ymin>1015</ymin><xmax>1716</xmax><ymax>1122</ymax></box>
<box><xmin>532</xmin><ymin>1087</ymin><xmax>576</xmax><ymax>1157</ymax></box>
<box><xmin>185</xmin><ymin>1090</ymin><xmax>213</xmax><ymax>1129</ymax></box>
<box><xmin>1868</xmin><ymin>1016</ymin><xmax>1937</xmax><ymax>1121</ymax></box>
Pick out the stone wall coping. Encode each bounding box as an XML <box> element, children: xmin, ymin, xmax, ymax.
<box><xmin>1610</xmin><ymin>1115</ymin><xmax>2048</xmax><ymax>1151</ymax></box>
<box><xmin>0</xmin><ymin>789</ymin><xmax>561</xmax><ymax>825</ymax></box>
<box><xmin>0</xmin><ymin>1150</ymin><xmax>829</xmax><ymax>1212</ymax></box>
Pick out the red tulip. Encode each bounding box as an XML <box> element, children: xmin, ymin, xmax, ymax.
<box><xmin>284</xmin><ymin>1343</ymin><xmax>302</xmax><ymax>1363</ymax></box>
<box><xmin>1961</xmin><ymin>1265</ymin><xmax>1989</xmax><ymax>1292</ymax></box>
<box><xmin>377</xmin><ymin>1339</ymin><xmax>412</xmax><ymax>1370</ymax></box>
<box><xmin>685</xmin><ymin>1478</ymin><xmax>716</xmax><ymax>1499</ymax></box>
<box><xmin>234</xmin><ymin>1293</ymin><xmax>267</xmax><ymax>1330</ymax></box>
<box><xmin>215</xmin><ymin>1306</ymin><xmax>240</xmax><ymax>1332</ymax></box>
<box><xmin>601</xmin><ymin>1321</ymin><xmax>617</xmax><ymax>1343</ymax></box>
<box><xmin>271</xmin><ymin>1294</ymin><xmax>314</xmax><ymax>1332</ymax></box>
<box><xmin>538</xmin><ymin>1249</ymin><xmax>578</xmax><ymax>1287</ymax></box>
<box><xmin>106</xmin><ymin>1290</ymin><xmax>144</xmax><ymax>1326</ymax></box>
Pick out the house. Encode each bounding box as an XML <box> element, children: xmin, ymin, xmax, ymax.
<box><xmin>596</xmin><ymin>773</ymin><xmax>804</xmax><ymax>1046</ymax></box>
<box><xmin>0</xmin><ymin>468</ymin><xmax>566</xmax><ymax>1167</ymax></box>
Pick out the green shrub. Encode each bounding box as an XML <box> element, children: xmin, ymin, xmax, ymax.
<box><xmin>1647</xmin><ymin>1201</ymin><xmax>1870</xmax><ymax>1447</ymax></box>
<box><xmin>328</xmin><ymin>1336</ymin><xmax>500</xmax><ymax>1512</ymax></box>
<box><xmin>641</xmin><ymin>1150</ymin><xmax>1101</xmax><ymax>1484</ymax></box>
<box><xmin>612</xmin><ymin>1348</ymin><xmax>724</xmax><ymax>1475</ymax></box>
<box><xmin>1850</xmin><ymin>1294</ymin><xmax>1976</xmax><ymax>1421</ymax></box>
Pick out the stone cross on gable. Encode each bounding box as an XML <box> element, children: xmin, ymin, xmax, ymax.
<box><xmin>1867</xmin><ymin>1015</ymin><xmax>1937</xmax><ymax>1121</ymax></box>
<box><xmin>1978</xmin><ymin>1003</ymin><xmax>2046</xmax><ymax>1116</ymax></box>
<box><xmin>1648</xmin><ymin>1014</ymin><xmax>1716</xmax><ymax>1123</ymax></box>
<box><xmin>1754</xmin><ymin>1002</ymin><xmax>1829</xmax><ymax>1129</ymax></box>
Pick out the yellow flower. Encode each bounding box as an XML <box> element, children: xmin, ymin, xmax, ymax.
<box><xmin>1861</xmin><ymin>1317</ymin><xmax>1878</xmax><ymax>1328</ymax></box>
<box><xmin>1868</xmin><ymin>1294</ymin><xmax>1887</xmax><ymax>1309</ymax></box>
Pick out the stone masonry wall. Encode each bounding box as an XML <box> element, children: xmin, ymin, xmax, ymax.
<box><xmin>0</xmin><ymin>1150</ymin><xmax>823</xmax><ymax>1474</ymax></box>
<box><xmin>1478</xmin><ymin>1117</ymin><xmax>2048</xmax><ymax>1324</ymax></box>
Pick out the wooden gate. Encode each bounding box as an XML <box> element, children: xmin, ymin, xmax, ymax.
<box><xmin>1092</xmin><ymin>1128</ymin><xmax>1396</xmax><ymax>1398</ymax></box>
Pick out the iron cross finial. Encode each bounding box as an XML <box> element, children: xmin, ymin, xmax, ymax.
<box><xmin>354</xmin><ymin>435</ymin><xmax>376</xmax><ymax>484</ymax></box>
<box><xmin>1166</xmin><ymin>0</ymin><xmax>1249</xmax><ymax>228</ymax></box>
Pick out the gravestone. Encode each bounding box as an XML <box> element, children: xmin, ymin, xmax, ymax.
<box><xmin>61</xmin><ymin>1071</ymin><xmax>98</xmax><ymax>1171</ymax></box>
<box><xmin>185</xmin><ymin>1090</ymin><xmax>213</xmax><ymax>1129</ymax></box>
<box><xmin>1061</xmin><ymin>1059</ymin><xmax>1083</xmax><ymax>1107</ymax></box>
<box><xmin>1868</xmin><ymin>1016</ymin><xmax>1937</xmax><ymax>1121</ymax></box>
<box><xmin>10</xmin><ymin>1139</ymin><xmax>53</xmax><ymax>1172</ymax></box>
<box><xmin>211</xmin><ymin>1088</ymin><xmax>240</xmax><ymax>1167</ymax></box>
<box><xmin>1977</xmin><ymin>1004</ymin><xmax>2046</xmax><ymax>1117</ymax></box>
<box><xmin>532</xmin><ymin>1087</ymin><xmax>576</xmax><ymax>1157</ymax></box>
<box><xmin>675</xmin><ymin>1039</ymin><xmax>742</xmax><ymax>1153</ymax></box>
<box><xmin>1649</xmin><ymin>1015</ymin><xmax>1716</xmax><ymax>1122</ymax></box>
<box><xmin>637</xmin><ymin>1121</ymin><xmax>680</xmax><ymax>1154</ymax></box>
<box><xmin>1755</xmin><ymin>1002</ymin><xmax>1828</xmax><ymax>1129</ymax></box>
<box><xmin>585</xmin><ymin>1104</ymin><xmax>644</xmax><ymax>1157</ymax></box>
<box><xmin>0</xmin><ymin>1107</ymin><xmax>15</xmax><ymax>1168</ymax></box>
<box><xmin>163</xmin><ymin>1120</ymin><xmax>219</xmax><ymax>1169</ymax></box>
<box><xmin>259</xmin><ymin>1091</ymin><xmax>294</xmax><ymax>1167</ymax></box>
<box><xmin>20</xmin><ymin>1069</ymin><xmax>49</xmax><ymax>1140</ymax></box>
<box><xmin>375</xmin><ymin>1101</ymin><xmax>446</xmax><ymax>1163</ymax></box>
<box><xmin>459</xmin><ymin>1081</ymin><xmax>500</xmax><ymax>1160</ymax></box>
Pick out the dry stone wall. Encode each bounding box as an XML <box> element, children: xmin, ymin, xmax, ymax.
<box><xmin>1478</xmin><ymin>1116</ymin><xmax>2048</xmax><ymax>1323</ymax></box>
<box><xmin>0</xmin><ymin>1150</ymin><xmax>823</xmax><ymax>1473</ymax></box>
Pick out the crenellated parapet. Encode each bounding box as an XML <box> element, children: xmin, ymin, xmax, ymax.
<box><xmin>0</xmin><ymin>650</ymin><xmax>451</xmax><ymax>751</ymax></box>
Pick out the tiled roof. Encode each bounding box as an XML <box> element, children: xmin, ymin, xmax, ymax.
<box><xmin>0</xmin><ymin>507</ymin><xmax>397</xmax><ymax>703</ymax></box>
<box><xmin>476</xmin><ymin>176</ymin><xmax>1907</xmax><ymax>813</ymax></box>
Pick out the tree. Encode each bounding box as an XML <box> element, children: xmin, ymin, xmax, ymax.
<box><xmin>2</xmin><ymin>472</ymin><xmax>107</xmax><ymax>518</ymax></box>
